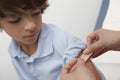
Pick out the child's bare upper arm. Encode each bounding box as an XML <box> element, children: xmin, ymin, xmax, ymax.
<box><xmin>76</xmin><ymin>51</ymin><xmax>102</xmax><ymax>80</ymax></box>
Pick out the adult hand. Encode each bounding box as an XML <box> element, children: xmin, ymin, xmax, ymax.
<box><xmin>83</xmin><ymin>29</ymin><xmax>120</xmax><ymax>58</ymax></box>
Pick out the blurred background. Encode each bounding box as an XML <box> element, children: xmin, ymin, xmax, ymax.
<box><xmin>0</xmin><ymin>0</ymin><xmax>120</xmax><ymax>80</ymax></box>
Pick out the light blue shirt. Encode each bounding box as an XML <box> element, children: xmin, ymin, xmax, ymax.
<box><xmin>8</xmin><ymin>23</ymin><xmax>103</xmax><ymax>80</ymax></box>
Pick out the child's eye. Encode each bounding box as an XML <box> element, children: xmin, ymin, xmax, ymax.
<box><xmin>32</xmin><ymin>11</ymin><xmax>40</xmax><ymax>16</ymax></box>
<box><xmin>9</xmin><ymin>18</ymin><xmax>21</xmax><ymax>23</ymax></box>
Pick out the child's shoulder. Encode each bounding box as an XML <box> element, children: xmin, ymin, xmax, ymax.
<box><xmin>43</xmin><ymin>23</ymin><xmax>68</xmax><ymax>36</ymax></box>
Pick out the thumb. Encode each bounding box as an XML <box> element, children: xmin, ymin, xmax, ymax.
<box><xmin>83</xmin><ymin>40</ymin><xmax>104</xmax><ymax>55</ymax></box>
<box><xmin>61</xmin><ymin>58</ymin><xmax>77</xmax><ymax>74</ymax></box>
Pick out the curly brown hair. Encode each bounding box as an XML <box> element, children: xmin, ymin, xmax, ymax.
<box><xmin>0</xmin><ymin>0</ymin><xmax>49</xmax><ymax>18</ymax></box>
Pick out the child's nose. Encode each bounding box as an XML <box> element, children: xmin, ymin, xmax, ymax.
<box><xmin>24</xmin><ymin>20</ymin><xmax>36</xmax><ymax>32</ymax></box>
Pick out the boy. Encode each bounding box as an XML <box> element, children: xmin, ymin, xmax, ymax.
<box><xmin>0</xmin><ymin>0</ymin><xmax>104</xmax><ymax>80</ymax></box>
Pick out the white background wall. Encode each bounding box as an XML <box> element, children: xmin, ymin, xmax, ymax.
<box><xmin>43</xmin><ymin>0</ymin><xmax>103</xmax><ymax>42</ymax></box>
<box><xmin>0</xmin><ymin>0</ymin><xmax>120</xmax><ymax>80</ymax></box>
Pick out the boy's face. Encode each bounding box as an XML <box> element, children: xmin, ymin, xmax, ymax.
<box><xmin>0</xmin><ymin>9</ymin><xmax>42</xmax><ymax>45</ymax></box>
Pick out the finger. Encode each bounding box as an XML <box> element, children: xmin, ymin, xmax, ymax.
<box><xmin>92</xmin><ymin>48</ymin><xmax>107</xmax><ymax>58</ymax></box>
<box><xmin>69</xmin><ymin>63</ymin><xmax>77</xmax><ymax>72</ymax></box>
<box><xmin>61</xmin><ymin>58</ymin><xmax>77</xmax><ymax>74</ymax></box>
<box><xmin>87</xmin><ymin>32</ymin><xmax>97</xmax><ymax>46</ymax></box>
<box><xmin>83</xmin><ymin>40</ymin><xmax>104</xmax><ymax>55</ymax></box>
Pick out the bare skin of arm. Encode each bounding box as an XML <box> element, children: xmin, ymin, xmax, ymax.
<box><xmin>60</xmin><ymin>51</ymin><xmax>102</xmax><ymax>80</ymax></box>
<box><xmin>60</xmin><ymin>58</ymin><xmax>96</xmax><ymax>80</ymax></box>
<box><xmin>76</xmin><ymin>51</ymin><xmax>102</xmax><ymax>80</ymax></box>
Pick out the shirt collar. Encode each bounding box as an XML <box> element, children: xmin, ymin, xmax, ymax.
<box><xmin>8</xmin><ymin>23</ymin><xmax>53</xmax><ymax>60</ymax></box>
